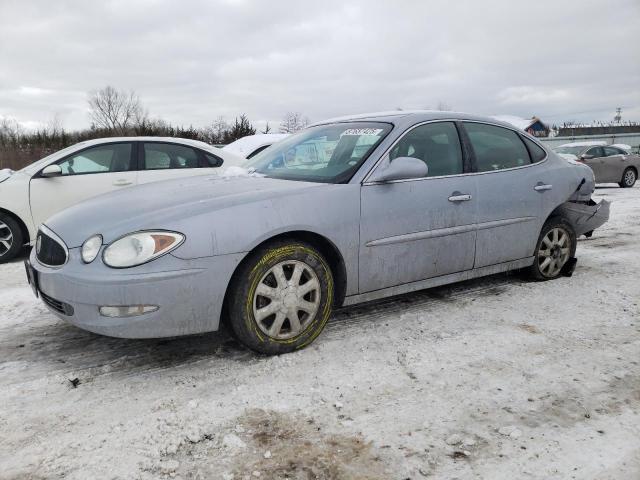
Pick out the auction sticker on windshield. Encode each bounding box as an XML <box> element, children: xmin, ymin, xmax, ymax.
<box><xmin>341</xmin><ymin>128</ymin><xmax>384</xmax><ymax>136</ymax></box>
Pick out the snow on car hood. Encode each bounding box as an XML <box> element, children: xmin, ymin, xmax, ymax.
<box><xmin>0</xmin><ymin>169</ymin><xmax>14</xmax><ymax>184</ymax></box>
<box><xmin>45</xmin><ymin>172</ymin><xmax>325</xmax><ymax>247</ymax></box>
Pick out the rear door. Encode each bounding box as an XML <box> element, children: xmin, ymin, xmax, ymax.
<box><xmin>29</xmin><ymin>142</ymin><xmax>137</xmax><ymax>228</ymax></box>
<box><xmin>137</xmin><ymin>142</ymin><xmax>223</xmax><ymax>185</ymax></box>
<box><xmin>462</xmin><ymin>122</ymin><xmax>547</xmax><ymax>268</ymax></box>
<box><xmin>359</xmin><ymin>121</ymin><xmax>477</xmax><ymax>292</ymax></box>
<box><xmin>602</xmin><ymin>146</ymin><xmax>626</xmax><ymax>183</ymax></box>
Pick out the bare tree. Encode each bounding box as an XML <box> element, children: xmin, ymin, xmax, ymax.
<box><xmin>279</xmin><ymin>112</ymin><xmax>309</xmax><ymax>134</ymax></box>
<box><xmin>46</xmin><ymin>113</ymin><xmax>64</xmax><ymax>137</ymax></box>
<box><xmin>262</xmin><ymin>122</ymin><xmax>272</xmax><ymax>134</ymax></box>
<box><xmin>88</xmin><ymin>86</ymin><xmax>146</xmax><ymax>133</ymax></box>
<box><xmin>436</xmin><ymin>101</ymin><xmax>453</xmax><ymax>111</ymax></box>
<box><xmin>201</xmin><ymin>116</ymin><xmax>230</xmax><ymax>144</ymax></box>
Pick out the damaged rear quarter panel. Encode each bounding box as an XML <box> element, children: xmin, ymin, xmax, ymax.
<box><xmin>543</xmin><ymin>154</ymin><xmax>609</xmax><ymax>235</ymax></box>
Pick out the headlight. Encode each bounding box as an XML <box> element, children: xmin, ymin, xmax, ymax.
<box><xmin>103</xmin><ymin>231</ymin><xmax>185</xmax><ymax>268</ymax></box>
<box><xmin>81</xmin><ymin>234</ymin><xmax>103</xmax><ymax>263</ymax></box>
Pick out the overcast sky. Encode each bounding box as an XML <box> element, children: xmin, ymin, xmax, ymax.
<box><xmin>1</xmin><ymin>0</ymin><xmax>638</xmax><ymax>131</ymax></box>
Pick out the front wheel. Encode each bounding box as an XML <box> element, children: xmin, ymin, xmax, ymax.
<box><xmin>225</xmin><ymin>241</ymin><xmax>334</xmax><ymax>354</ymax></box>
<box><xmin>0</xmin><ymin>214</ymin><xmax>23</xmax><ymax>264</ymax></box>
<box><xmin>619</xmin><ymin>167</ymin><xmax>637</xmax><ymax>188</ymax></box>
<box><xmin>529</xmin><ymin>217</ymin><xmax>576</xmax><ymax>281</ymax></box>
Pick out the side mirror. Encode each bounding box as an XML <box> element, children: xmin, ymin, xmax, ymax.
<box><xmin>581</xmin><ymin>154</ymin><xmax>594</xmax><ymax>160</ymax></box>
<box><xmin>41</xmin><ymin>164</ymin><xmax>62</xmax><ymax>177</ymax></box>
<box><xmin>368</xmin><ymin>156</ymin><xmax>428</xmax><ymax>183</ymax></box>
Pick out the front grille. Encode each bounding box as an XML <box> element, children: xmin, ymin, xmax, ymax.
<box><xmin>36</xmin><ymin>228</ymin><xmax>68</xmax><ymax>267</ymax></box>
<box><xmin>40</xmin><ymin>291</ymin><xmax>74</xmax><ymax>316</ymax></box>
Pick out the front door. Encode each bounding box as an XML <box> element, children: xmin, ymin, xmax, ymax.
<box><xmin>581</xmin><ymin>146</ymin><xmax>606</xmax><ymax>181</ymax></box>
<box><xmin>29</xmin><ymin>142</ymin><xmax>137</xmax><ymax>228</ymax></box>
<box><xmin>359</xmin><ymin>121</ymin><xmax>477</xmax><ymax>293</ymax></box>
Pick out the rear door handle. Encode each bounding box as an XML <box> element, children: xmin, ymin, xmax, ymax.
<box><xmin>448</xmin><ymin>194</ymin><xmax>472</xmax><ymax>202</ymax></box>
<box><xmin>113</xmin><ymin>179</ymin><xmax>133</xmax><ymax>186</ymax></box>
<box><xmin>534</xmin><ymin>184</ymin><xmax>552</xmax><ymax>192</ymax></box>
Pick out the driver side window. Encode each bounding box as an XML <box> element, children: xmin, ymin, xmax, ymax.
<box><xmin>586</xmin><ymin>147</ymin><xmax>604</xmax><ymax>158</ymax></box>
<box><xmin>57</xmin><ymin>143</ymin><xmax>132</xmax><ymax>176</ymax></box>
<box><xmin>389</xmin><ymin>122</ymin><xmax>463</xmax><ymax>177</ymax></box>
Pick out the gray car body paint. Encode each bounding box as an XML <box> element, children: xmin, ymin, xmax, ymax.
<box><xmin>31</xmin><ymin>111</ymin><xmax>609</xmax><ymax>338</ymax></box>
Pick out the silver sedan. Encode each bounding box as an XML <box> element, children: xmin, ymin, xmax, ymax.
<box><xmin>27</xmin><ymin>112</ymin><xmax>609</xmax><ymax>354</ymax></box>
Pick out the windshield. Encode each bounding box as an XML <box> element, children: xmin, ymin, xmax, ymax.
<box><xmin>246</xmin><ymin>122</ymin><xmax>392</xmax><ymax>183</ymax></box>
<box><xmin>553</xmin><ymin>146</ymin><xmax>584</xmax><ymax>156</ymax></box>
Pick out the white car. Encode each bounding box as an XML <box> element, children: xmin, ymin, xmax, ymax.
<box><xmin>0</xmin><ymin>137</ymin><xmax>243</xmax><ymax>263</ymax></box>
<box><xmin>222</xmin><ymin>133</ymin><xmax>290</xmax><ymax>159</ymax></box>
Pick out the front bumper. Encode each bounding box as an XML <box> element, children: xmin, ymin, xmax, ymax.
<box><xmin>30</xmin><ymin>247</ymin><xmax>245</xmax><ymax>338</ymax></box>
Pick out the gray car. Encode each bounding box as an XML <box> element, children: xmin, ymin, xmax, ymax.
<box><xmin>27</xmin><ymin>111</ymin><xmax>609</xmax><ymax>354</ymax></box>
<box><xmin>554</xmin><ymin>143</ymin><xmax>639</xmax><ymax>187</ymax></box>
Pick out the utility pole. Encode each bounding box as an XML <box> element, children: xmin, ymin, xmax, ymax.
<box><xmin>614</xmin><ymin>107</ymin><xmax>622</xmax><ymax>123</ymax></box>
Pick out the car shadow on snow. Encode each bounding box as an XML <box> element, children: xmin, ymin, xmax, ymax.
<box><xmin>2</xmin><ymin>271</ymin><xmax>525</xmax><ymax>382</ymax></box>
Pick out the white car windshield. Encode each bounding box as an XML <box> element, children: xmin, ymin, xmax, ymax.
<box><xmin>246</xmin><ymin>122</ymin><xmax>392</xmax><ymax>183</ymax></box>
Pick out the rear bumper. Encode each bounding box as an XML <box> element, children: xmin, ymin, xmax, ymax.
<box><xmin>557</xmin><ymin>199</ymin><xmax>610</xmax><ymax>236</ymax></box>
<box><xmin>30</xmin><ymin>248</ymin><xmax>245</xmax><ymax>338</ymax></box>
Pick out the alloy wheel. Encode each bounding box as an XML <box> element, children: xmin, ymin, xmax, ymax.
<box><xmin>0</xmin><ymin>221</ymin><xmax>13</xmax><ymax>257</ymax></box>
<box><xmin>252</xmin><ymin>260</ymin><xmax>321</xmax><ymax>340</ymax></box>
<box><xmin>624</xmin><ymin>169</ymin><xmax>636</xmax><ymax>187</ymax></box>
<box><xmin>537</xmin><ymin>227</ymin><xmax>571</xmax><ymax>278</ymax></box>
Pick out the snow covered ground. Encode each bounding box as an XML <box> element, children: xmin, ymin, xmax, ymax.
<box><xmin>1</xmin><ymin>186</ymin><xmax>638</xmax><ymax>480</ymax></box>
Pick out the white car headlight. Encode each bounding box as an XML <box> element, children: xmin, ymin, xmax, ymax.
<box><xmin>103</xmin><ymin>231</ymin><xmax>185</xmax><ymax>268</ymax></box>
<box><xmin>81</xmin><ymin>234</ymin><xmax>103</xmax><ymax>263</ymax></box>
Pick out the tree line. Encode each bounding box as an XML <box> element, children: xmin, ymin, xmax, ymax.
<box><xmin>0</xmin><ymin>86</ymin><xmax>309</xmax><ymax>170</ymax></box>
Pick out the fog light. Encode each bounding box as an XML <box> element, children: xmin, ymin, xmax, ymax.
<box><xmin>99</xmin><ymin>305</ymin><xmax>159</xmax><ymax>318</ymax></box>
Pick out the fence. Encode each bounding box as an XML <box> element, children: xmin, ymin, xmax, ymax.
<box><xmin>539</xmin><ymin>132</ymin><xmax>640</xmax><ymax>153</ymax></box>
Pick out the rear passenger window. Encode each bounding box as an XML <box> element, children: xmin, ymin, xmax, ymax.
<box><xmin>203</xmin><ymin>152</ymin><xmax>223</xmax><ymax>167</ymax></box>
<box><xmin>603</xmin><ymin>146</ymin><xmax>621</xmax><ymax>157</ymax></box>
<box><xmin>389</xmin><ymin>122</ymin><xmax>463</xmax><ymax>177</ymax></box>
<box><xmin>521</xmin><ymin>136</ymin><xmax>546</xmax><ymax>163</ymax></box>
<box><xmin>465</xmin><ymin>123</ymin><xmax>531</xmax><ymax>172</ymax></box>
<box><xmin>143</xmin><ymin>143</ymin><xmax>199</xmax><ymax>170</ymax></box>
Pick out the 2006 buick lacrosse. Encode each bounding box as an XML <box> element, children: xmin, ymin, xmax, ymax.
<box><xmin>26</xmin><ymin>111</ymin><xmax>609</xmax><ymax>354</ymax></box>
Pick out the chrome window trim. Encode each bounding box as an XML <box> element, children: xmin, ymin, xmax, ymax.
<box><xmin>361</xmin><ymin>118</ymin><xmax>549</xmax><ymax>186</ymax></box>
<box><xmin>36</xmin><ymin>224</ymin><xmax>69</xmax><ymax>268</ymax></box>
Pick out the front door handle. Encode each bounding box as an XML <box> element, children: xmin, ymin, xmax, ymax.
<box><xmin>534</xmin><ymin>184</ymin><xmax>552</xmax><ymax>192</ymax></box>
<box><xmin>113</xmin><ymin>179</ymin><xmax>133</xmax><ymax>186</ymax></box>
<box><xmin>448</xmin><ymin>194</ymin><xmax>472</xmax><ymax>202</ymax></box>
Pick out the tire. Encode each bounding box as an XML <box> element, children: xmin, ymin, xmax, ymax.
<box><xmin>225</xmin><ymin>240</ymin><xmax>334</xmax><ymax>354</ymax></box>
<box><xmin>529</xmin><ymin>217</ymin><xmax>576</xmax><ymax>281</ymax></box>
<box><xmin>0</xmin><ymin>214</ymin><xmax>23</xmax><ymax>264</ymax></box>
<box><xmin>619</xmin><ymin>167</ymin><xmax>637</xmax><ymax>188</ymax></box>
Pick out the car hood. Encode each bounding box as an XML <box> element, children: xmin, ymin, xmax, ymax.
<box><xmin>45</xmin><ymin>174</ymin><xmax>325</xmax><ymax>248</ymax></box>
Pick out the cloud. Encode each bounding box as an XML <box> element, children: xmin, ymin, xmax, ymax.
<box><xmin>0</xmin><ymin>0</ymin><xmax>638</xmax><ymax>130</ymax></box>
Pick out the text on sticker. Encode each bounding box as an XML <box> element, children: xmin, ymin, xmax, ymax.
<box><xmin>341</xmin><ymin>128</ymin><xmax>384</xmax><ymax>136</ymax></box>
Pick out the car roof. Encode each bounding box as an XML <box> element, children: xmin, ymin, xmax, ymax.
<box><xmin>222</xmin><ymin>134</ymin><xmax>290</xmax><ymax>156</ymax></box>
<box><xmin>309</xmin><ymin>110</ymin><xmax>520</xmax><ymax>130</ymax></box>
<box><xmin>557</xmin><ymin>141</ymin><xmax>607</xmax><ymax>148</ymax></box>
<box><xmin>78</xmin><ymin>136</ymin><xmax>215</xmax><ymax>150</ymax></box>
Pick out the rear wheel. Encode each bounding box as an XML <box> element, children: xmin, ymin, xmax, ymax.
<box><xmin>226</xmin><ymin>240</ymin><xmax>334</xmax><ymax>354</ymax></box>
<box><xmin>0</xmin><ymin>214</ymin><xmax>23</xmax><ymax>264</ymax></box>
<box><xmin>619</xmin><ymin>167</ymin><xmax>637</xmax><ymax>188</ymax></box>
<box><xmin>530</xmin><ymin>217</ymin><xmax>576</xmax><ymax>281</ymax></box>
